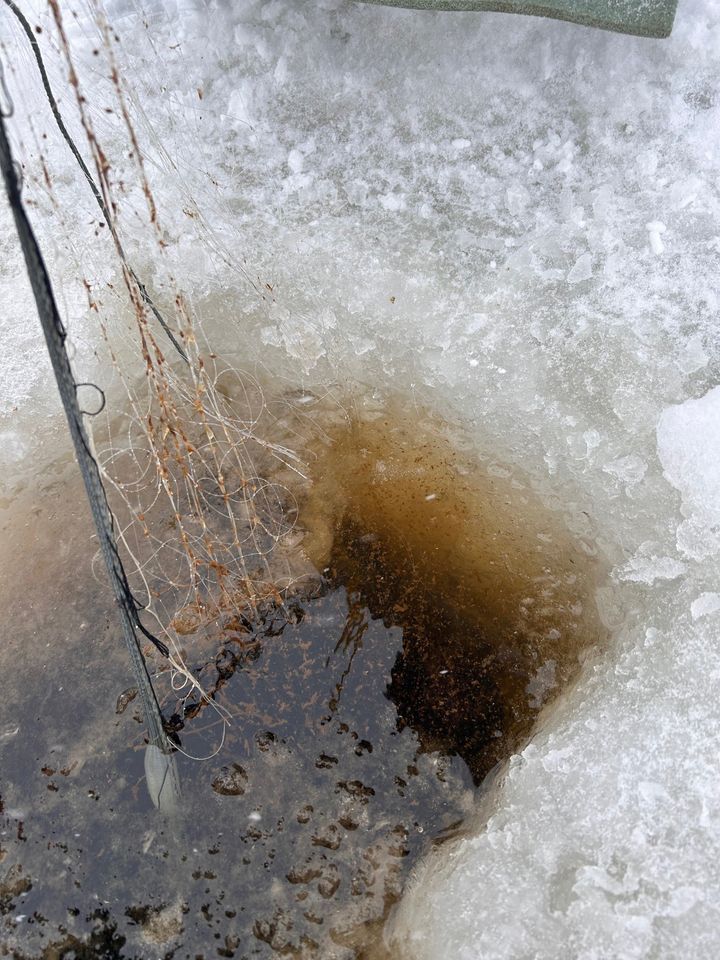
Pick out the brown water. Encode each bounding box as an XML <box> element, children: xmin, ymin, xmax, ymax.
<box><xmin>300</xmin><ymin>405</ymin><xmax>605</xmax><ymax>787</ymax></box>
<box><xmin>0</xmin><ymin>392</ymin><xmax>606</xmax><ymax>959</ymax></box>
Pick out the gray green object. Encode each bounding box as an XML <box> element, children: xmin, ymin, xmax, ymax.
<box><xmin>360</xmin><ymin>0</ymin><xmax>678</xmax><ymax>38</ymax></box>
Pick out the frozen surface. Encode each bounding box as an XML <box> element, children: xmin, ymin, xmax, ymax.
<box><xmin>1</xmin><ymin>0</ymin><xmax>720</xmax><ymax>957</ymax></box>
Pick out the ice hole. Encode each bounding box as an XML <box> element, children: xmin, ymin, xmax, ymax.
<box><xmin>298</xmin><ymin>399</ymin><xmax>607</xmax><ymax>788</ymax></box>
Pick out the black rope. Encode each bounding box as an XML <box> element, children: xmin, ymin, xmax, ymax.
<box><xmin>0</xmin><ymin>108</ymin><xmax>171</xmax><ymax>752</ymax></box>
<box><xmin>2</xmin><ymin>0</ymin><xmax>188</xmax><ymax>364</ymax></box>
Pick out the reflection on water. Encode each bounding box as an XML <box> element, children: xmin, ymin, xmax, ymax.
<box><xmin>0</xmin><ymin>394</ymin><xmax>606</xmax><ymax>958</ymax></box>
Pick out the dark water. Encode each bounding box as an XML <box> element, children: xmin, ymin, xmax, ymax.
<box><xmin>0</xmin><ymin>399</ymin><xmax>605</xmax><ymax>959</ymax></box>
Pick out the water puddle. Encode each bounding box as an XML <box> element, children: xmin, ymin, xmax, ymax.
<box><xmin>0</xmin><ymin>390</ymin><xmax>606</xmax><ymax>958</ymax></box>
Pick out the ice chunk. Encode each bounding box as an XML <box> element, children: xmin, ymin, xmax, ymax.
<box><xmin>603</xmin><ymin>455</ymin><xmax>647</xmax><ymax>484</ymax></box>
<box><xmin>646</xmin><ymin>220</ymin><xmax>667</xmax><ymax>255</ymax></box>
<box><xmin>690</xmin><ymin>593</ymin><xmax>720</xmax><ymax>621</ymax></box>
<box><xmin>677</xmin><ymin>334</ymin><xmax>709</xmax><ymax>375</ymax></box>
<box><xmin>505</xmin><ymin>183</ymin><xmax>530</xmax><ymax>216</ymax></box>
<box><xmin>287</xmin><ymin>148</ymin><xmax>304</xmax><ymax>174</ymax></box>
<box><xmin>657</xmin><ymin>386</ymin><xmax>720</xmax><ymax>525</ymax></box>
<box><xmin>567</xmin><ymin>252</ymin><xmax>592</xmax><ymax>284</ymax></box>
<box><xmin>617</xmin><ymin>552</ymin><xmax>687</xmax><ymax>584</ymax></box>
<box><xmin>388</xmin><ymin>606</ymin><xmax>720</xmax><ymax>960</ymax></box>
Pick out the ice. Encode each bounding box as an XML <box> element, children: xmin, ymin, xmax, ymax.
<box><xmin>646</xmin><ymin>220</ymin><xmax>667</xmax><ymax>255</ymax></box>
<box><xmin>676</xmin><ymin>334</ymin><xmax>709</xmax><ymax>374</ymax></box>
<box><xmin>690</xmin><ymin>593</ymin><xmax>720</xmax><ymax>622</ymax></box>
<box><xmin>566</xmin><ymin>251</ymin><xmax>592</xmax><ymax>284</ymax></box>
<box><xmin>617</xmin><ymin>549</ymin><xmax>687</xmax><ymax>585</ymax></box>
<box><xmin>2</xmin><ymin>0</ymin><xmax>720</xmax><ymax>957</ymax></box>
<box><xmin>603</xmin><ymin>454</ymin><xmax>647</xmax><ymax>484</ymax></box>
<box><xmin>388</xmin><ymin>610</ymin><xmax>720</xmax><ymax>960</ymax></box>
<box><xmin>657</xmin><ymin>386</ymin><xmax>720</xmax><ymax>525</ymax></box>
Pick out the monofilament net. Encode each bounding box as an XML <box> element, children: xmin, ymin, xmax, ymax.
<box><xmin>2</xmin><ymin>0</ymin><xmax>323</xmax><ymax>754</ymax></box>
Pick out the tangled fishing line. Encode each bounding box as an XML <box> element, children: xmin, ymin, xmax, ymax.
<box><xmin>1</xmin><ymin>0</ymin><xmax>322</xmax><ymax>769</ymax></box>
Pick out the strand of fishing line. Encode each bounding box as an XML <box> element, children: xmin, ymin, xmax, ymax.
<box><xmin>1</xmin><ymin>0</ymin><xmax>188</xmax><ymax>363</ymax></box>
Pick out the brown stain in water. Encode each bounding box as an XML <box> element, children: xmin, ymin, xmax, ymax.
<box><xmin>298</xmin><ymin>402</ymin><xmax>606</xmax><ymax>788</ymax></box>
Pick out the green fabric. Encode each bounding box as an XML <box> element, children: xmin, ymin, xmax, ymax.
<box><xmin>360</xmin><ymin>0</ymin><xmax>678</xmax><ymax>38</ymax></box>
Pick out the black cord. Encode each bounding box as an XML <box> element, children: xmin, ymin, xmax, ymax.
<box><xmin>0</xmin><ymin>107</ymin><xmax>171</xmax><ymax>750</ymax></box>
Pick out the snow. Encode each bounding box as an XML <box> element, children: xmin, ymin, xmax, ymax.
<box><xmin>657</xmin><ymin>386</ymin><xmax>720</xmax><ymax>526</ymax></box>
<box><xmin>690</xmin><ymin>592</ymin><xmax>720</xmax><ymax>621</ymax></box>
<box><xmin>646</xmin><ymin>220</ymin><xmax>668</xmax><ymax>255</ymax></box>
<box><xmin>2</xmin><ymin>0</ymin><xmax>720</xmax><ymax>957</ymax></box>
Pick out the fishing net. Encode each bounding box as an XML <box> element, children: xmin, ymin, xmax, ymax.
<box><xmin>1</xmin><ymin>0</ymin><xmax>337</xmax><ymax>748</ymax></box>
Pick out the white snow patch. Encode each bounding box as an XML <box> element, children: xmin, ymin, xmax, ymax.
<box><xmin>646</xmin><ymin>220</ymin><xmax>667</xmax><ymax>255</ymax></box>
<box><xmin>690</xmin><ymin>593</ymin><xmax>720</xmax><ymax>621</ymax></box>
<box><xmin>657</xmin><ymin>386</ymin><xmax>720</xmax><ymax>525</ymax></box>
